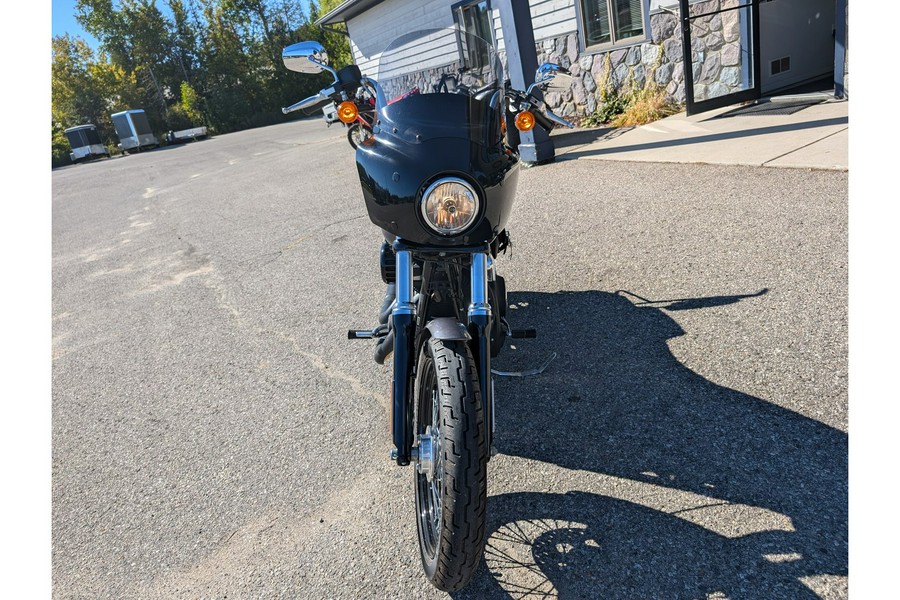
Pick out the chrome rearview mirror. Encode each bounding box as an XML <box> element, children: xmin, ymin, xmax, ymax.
<box><xmin>282</xmin><ymin>41</ymin><xmax>330</xmax><ymax>74</ymax></box>
<box><xmin>528</xmin><ymin>63</ymin><xmax>573</xmax><ymax>95</ymax></box>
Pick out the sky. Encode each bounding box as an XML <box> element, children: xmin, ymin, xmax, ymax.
<box><xmin>51</xmin><ymin>0</ymin><xmax>320</xmax><ymax>50</ymax></box>
<box><xmin>52</xmin><ymin>0</ymin><xmax>100</xmax><ymax>47</ymax></box>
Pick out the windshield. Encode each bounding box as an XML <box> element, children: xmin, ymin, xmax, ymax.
<box><xmin>375</xmin><ymin>27</ymin><xmax>502</xmax><ymax>103</ymax></box>
<box><xmin>369</xmin><ymin>28</ymin><xmax>504</xmax><ymax>144</ymax></box>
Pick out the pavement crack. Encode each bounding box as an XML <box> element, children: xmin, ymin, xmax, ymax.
<box><xmin>264</xmin><ymin>329</ymin><xmax>389</xmax><ymax>412</ymax></box>
<box><xmin>278</xmin><ymin>214</ymin><xmax>367</xmax><ymax>253</ymax></box>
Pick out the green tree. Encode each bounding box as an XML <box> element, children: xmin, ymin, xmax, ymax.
<box><xmin>54</xmin><ymin>0</ymin><xmax>355</xmax><ymax>162</ymax></box>
<box><xmin>310</xmin><ymin>0</ymin><xmax>351</xmax><ymax>69</ymax></box>
<box><xmin>76</xmin><ymin>0</ymin><xmax>184</xmax><ymax>131</ymax></box>
<box><xmin>167</xmin><ymin>0</ymin><xmax>201</xmax><ymax>83</ymax></box>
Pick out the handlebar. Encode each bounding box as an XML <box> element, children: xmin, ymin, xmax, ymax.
<box><xmin>531</xmin><ymin>108</ymin><xmax>556</xmax><ymax>132</ymax></box>
<box><xmin>282</xmin><ymin>92</ymin><xmax>328</xmax><ymax>114</ymax></box>
<box><xmin>284</xmin><ymin>71</ymin><xmax>573</xmax><ymax>133</ymax></box>
<box><xmin>530</xmin><ymin>105</ymin><xmax>575</xmax><ymax>131</ymax></box>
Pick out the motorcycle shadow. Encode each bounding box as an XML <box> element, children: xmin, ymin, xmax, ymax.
<box><xmin>453</xmin><ymin>290</ymin><xmax>846</xmax><ymax>599</ymax></box>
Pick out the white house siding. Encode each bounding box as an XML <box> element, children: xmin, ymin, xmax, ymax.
<box><xmin>346</xmin><ymin>0</ymin><xmax>457</xmax><ymax>78</ymax></box>
<box><xmin>349</xmin><ymin>1</ymin><xmax>578</xmax><ymax>73</ymax></box>
<box><xmin>529</xmin><ymin>0</ymin><xmax>578</xmax><ymax>43</ymax></box>
<box><xmin>491</xmin><ymin>1</ymin><xmax>577</xmax><ymax>53</ymax></box>
<box><xmin>341</xmin><ymin>0</ymin><xmax>700</xmax><ymax>114</ymax></box>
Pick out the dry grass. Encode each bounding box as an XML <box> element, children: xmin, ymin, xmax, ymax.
<box><xmin>581</xmin><ymin>44</ymin><xmax>683</xmax><ymax>128</ymax></box>
<box><xmin>610</xmin><ymin>84</ymin><xmax>681</xmax><ymax>127</ymax></box>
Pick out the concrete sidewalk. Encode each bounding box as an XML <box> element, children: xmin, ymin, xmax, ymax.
<box><xmin>551</xmin><ymin>94</ymin><xmax>848</xmax><ymax>171</ymax></box>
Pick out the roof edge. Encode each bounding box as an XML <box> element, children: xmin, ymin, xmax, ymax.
<box><xmin>315</xmin><ymin>0</ymin><xmax>386</xmax><ymax>26</ymax></box>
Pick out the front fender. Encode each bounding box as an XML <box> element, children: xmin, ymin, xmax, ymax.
<box><xmin>425</xmin><ymin>317</ymin><xmax>471</xmax><ymax>342</ymax></box>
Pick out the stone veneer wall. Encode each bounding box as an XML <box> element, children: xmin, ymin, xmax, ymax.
<box><xmin>380</xmin><ymin>62</ymin><xmax>462</xmax><ymax>100</ymax></box>
<box><xmin>381</xmin><ymin>61</ymin><xmax>500</xmax><ymax>101</ymax></box>
<box><xmin>530</xmin><ymin>1</ymin><xmax>748</xmax><ymax>119</ymax></box>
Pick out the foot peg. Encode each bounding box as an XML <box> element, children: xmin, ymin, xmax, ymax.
<box><xmin>347</xmin><ymin>323</ymin><xmax>393</xmax><ymax>364</ymax></box>
<box><xmin>348</xmin><ymin>324</ymin><xmax>389</xmax><ymax>340</ymax></box>
<box><xmin>509</xmin><ymin>327</ymin><xmax>537</xmax><ymax>339</ymax></box>
<box><xmin>348</xmin><ymin>329</ymin><xmax>376</xmax><ymax>339</ymax></box>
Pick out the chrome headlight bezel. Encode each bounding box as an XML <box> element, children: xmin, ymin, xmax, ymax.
<box><xmin>419</xmin><ymin>176</ymin><xmax>481</xmax><ymax>236</ymax></box>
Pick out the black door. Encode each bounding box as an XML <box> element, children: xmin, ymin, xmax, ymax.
<box><xmin>679</xmin><ymin>0</ymin><xmax>761</xmax><ymax>116</ymax></box>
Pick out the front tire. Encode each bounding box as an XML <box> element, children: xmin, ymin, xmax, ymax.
<box><xmin>347</xmin><ymin>123</ymin><xmax>372</xmax><ymax>149</ymax></box>
<box><xmin>414</xmin><ymin>337</ymin><xmax>487</xmax><ymax>592</ymax></box>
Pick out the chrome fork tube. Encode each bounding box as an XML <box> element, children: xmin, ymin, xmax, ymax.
<box><xmin>468</xmin><ymin>252</ymin><xmax>493</xmax><ymax>454</ymax></box>
<box><xmin>392</xmin><ymin>249</ymin><xmax>416</xmax><ymax>465</ymax></box>
<box><xmin>395</xmin><ymin>250</ymin><xmax>415</xmax><ymax>316</ymax></box>
<box><xmin>468</xmin><ymin>253</ymin><xmax>490</xmax><ymax>318</ymax></box>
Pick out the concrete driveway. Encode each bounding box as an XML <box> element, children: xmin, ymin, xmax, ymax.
<box><xmin>52</xmin><ymin>117</ymin><xmax>847</xmax><ymax>599</ymax></box>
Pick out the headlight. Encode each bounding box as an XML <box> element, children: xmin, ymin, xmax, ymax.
<box><xmin>420</xmin><ymin>177</ymin><xmax>480</xmax><ymax>235</ymax></box>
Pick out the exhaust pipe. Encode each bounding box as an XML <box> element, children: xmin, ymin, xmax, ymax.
<box><xmin>379</xmin><ymin>283</ymin><xmax>396</xmax><ymax>325</ymax></box>
<box><xmin>374</xmin><ymin>328</ymin><xmax>394</xmax><ymax>364</ymax></box>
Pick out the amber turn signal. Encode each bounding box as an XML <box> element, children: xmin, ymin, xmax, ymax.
<box><xmin>515</xmin><ymin>110</ymin><xmax>536</xmax><ymax>132</ymax></box>
<box><xmin>337</xmin><ymin>101</ymin><xmax>359</xmax><ymax>124</ymax></box>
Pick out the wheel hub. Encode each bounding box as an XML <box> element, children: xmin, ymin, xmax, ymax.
<box><xmin>415</xmin><ymin>430</ymin><xmax>435</xmax><ymax>480</ymax></box>
<box><xmin>416</xmin><ymin>386</ymin><xmax>443</xmax><ymax>482</ymax></box>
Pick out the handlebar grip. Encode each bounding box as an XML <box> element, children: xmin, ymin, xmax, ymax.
<box><xmin>282</xmin><ymin>92</ymin><xmax>326</xmax><ymax>114</ymax></box>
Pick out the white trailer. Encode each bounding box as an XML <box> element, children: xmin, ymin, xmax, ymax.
<box><xmin>111</xmin><ymin>109</ymin><xmax>158</xmax><ymax>152</ymax></box>
<box><xmin>65</xmin><ymin>124</ymin><xmax>109</xmax><ymax>162</ymax></box>
<box><xmin>164</xmin><ymin>126</ymin><xmax>209</xmax><ymax>144</ymax></box>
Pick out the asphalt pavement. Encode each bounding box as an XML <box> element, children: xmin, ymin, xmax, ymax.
<box><xmin>52</xmin><ymin>104</ymin><xmax>848</xmax><ymax>599</ymax></box>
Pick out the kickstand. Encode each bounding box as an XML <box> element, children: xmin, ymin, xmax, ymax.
<box><xmin>491</xmin><ymin>352</ymin><xmax>557</xmax><ymax>378</ymax></box>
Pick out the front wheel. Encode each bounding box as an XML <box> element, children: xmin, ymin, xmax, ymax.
<box><xmin>347</xmin><ymin>122</ymin><xmax>372</xmax><ymax>149</ymax></box>
<box><xmin>414</xmin><ymin>337</ymin><xmax>487</xmax><ymax>592</ymax></box>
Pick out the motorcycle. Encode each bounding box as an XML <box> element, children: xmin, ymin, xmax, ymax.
<box><xmin>345</xmin><ymin>86</ymin><xmax>376</xmax><ymax>149</ymax></box>
<box><xmin>346</xmin><ymin>86</ymin><xmax>424</xmax><ymax>149</ymax></box>
<box><xmin>281</xmin><ymin>28</ymin><xmax>573</xmax><ymax>592</ymax></box>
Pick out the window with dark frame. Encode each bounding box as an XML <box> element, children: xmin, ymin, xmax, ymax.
<box><xmin>453</xmin><ymin>0</ymin><xmax>493</xmax><ymax>70</ymax></box>
<box><xmin>579</xmin><ymin>0</ymin><xmax>646</xmax><ymax>50</ymax></box>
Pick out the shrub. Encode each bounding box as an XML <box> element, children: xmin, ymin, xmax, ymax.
<box><xmin>580</xmin><ymin>44</ymin><xmax>682</xmax><ymax>128</ymax></box>
<box><xmin>52</xmin><ymin>124</ymin><xmax>73</xmax><ymax>168</ymax></box>
<box><xmin>610</xmin><ymin>84</ymin><xmax>681</xmax><ymax>127</ymax></box>
<box><xmin>583</xmin><ymin>85</ymin><xmax>628</xmax><ymax>127</ymax></box>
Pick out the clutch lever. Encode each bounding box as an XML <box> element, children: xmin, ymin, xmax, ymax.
<box><xmin>282</xmin><ymin>92</ymin><xmax>328</xmax><ymax>114</ymax></box>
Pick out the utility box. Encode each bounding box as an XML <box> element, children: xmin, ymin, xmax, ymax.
<box><xmin>65</xmin><ymin>124</ymin><xmax>109</xmax><ymax>162</ymax></box>
<box><xmin>111</xmin><ymin>109</ymin><xmax>158</xmax><ymax>152</ymax></box>
<box><xmin>322</xmin><ymin>102</ymin><xmax>338</xmax><ymax>124</ymax></box>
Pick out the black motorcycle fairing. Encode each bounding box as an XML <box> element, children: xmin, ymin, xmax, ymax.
<box><xmin>355</xmin><ymin>92</ymin><xmax>519</xmax><ymax>247</ymax></box>
<box><xmin>377</xmin><ymin>88</ymin><xmax>500</xmax><ymax>145</ymax></box>
<box><xmin>357</xmin><ymin>138</ymin><xmax>519</xmax><ymax>246</ymax></box>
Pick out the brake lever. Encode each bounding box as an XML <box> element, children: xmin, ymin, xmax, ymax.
<box><xmin>543</xmin><ymin>108</ymin><xmax>575</xmax><ymax>128</ymax></box>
